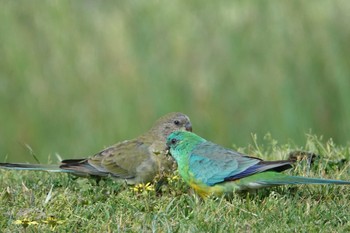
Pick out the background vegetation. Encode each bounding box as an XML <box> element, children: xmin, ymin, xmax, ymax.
<box><xmin>1</xmin><ymin>0</ymin><xmax>350</xmax><ymax>162</ymax></box>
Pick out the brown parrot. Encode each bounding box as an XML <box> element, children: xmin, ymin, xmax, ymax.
<box><xmin>0</xmin><ymin>112</ymin><xmax>192</xmax><ymax>184</ymax></box>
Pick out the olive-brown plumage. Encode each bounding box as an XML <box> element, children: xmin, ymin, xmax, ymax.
<box><xmin>0</xmin><ymin>112</ymin><xmax>192</xmax><ymax>184</ymax></box>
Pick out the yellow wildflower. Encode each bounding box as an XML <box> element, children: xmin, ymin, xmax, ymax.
<box><xmin>42</xmin><ymin>215</ymin><xmax>65</xmax><ymax>230</ymax></box>
<box><xmin>131</xmin><ymin>182</ymin><xmax>155</xmax><ymax>193</ymax></box>
<box><xmin>14</xmin><ymin>219</ymin><xmax>38</xmax><ymax>229</ymax></box>
<box><xmin>167</xmin><ymin>174</ymin><xmax>180</xmax><ymax>184</ymax></box>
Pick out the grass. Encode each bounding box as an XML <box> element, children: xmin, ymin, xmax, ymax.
<box><xmin>1</xmin><ymin>134</ymin><xmax>350</xmax><ymax>232</ymax></box>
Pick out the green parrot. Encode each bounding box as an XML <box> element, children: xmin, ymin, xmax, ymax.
<box><xmin>166</xmin><ymin>131</ymin><xmax>350</xmax><ymax>198</ymax></box>
<box><xmin>0</xmin><ymin>112</ymin><xmax>192</xmax><ymax>184</ymax></box>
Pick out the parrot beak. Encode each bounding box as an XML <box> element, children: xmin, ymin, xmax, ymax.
<box><xmin>165</xmin><ymin>145</ymin><xmax>171</xmax><ymax>156</ymax></box>
<box><xmin>185</xmin><ymin>122</ymin><xmax>192</xmax><ymax>132</ymax></box>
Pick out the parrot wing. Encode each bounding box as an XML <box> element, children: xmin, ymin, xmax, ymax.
<box><xmin>189</xmin><ymin>142</ymin><xmax>293</xmax><ymax>186</ymax></box>
<box><xmin>60</xmin><ymin>139</ymin><xmax>153</xmax><ymax>179</ymax></box>
<box><xmin>88</xmin><ymin>139</ymin><xmax>152</xmax><ymax>179</ymax></box>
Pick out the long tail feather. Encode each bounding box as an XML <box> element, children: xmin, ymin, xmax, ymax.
<box><xmin>0</xmin><ymin>162</ymin><xmax>71</xmax><ymax>173</ymax></box>
<box><xmin>239</xmin><ymin>171</ymin><xmax>350</xmax><ymax>189</ymax></box>
<box><xmin>0</xmin><ymin>161</ymin><xmax>109</xmax><ymax>178</ymax></box>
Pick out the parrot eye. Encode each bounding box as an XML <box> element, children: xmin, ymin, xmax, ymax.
<box><xmin>171</xmin><ymin>138</ymin><xmax>178</xmax><ymax>144</ymax></box>
<box><xmin>174</xmin><ymin>120</ymin><xmax>180</xmax><ymax>125</ymax></box>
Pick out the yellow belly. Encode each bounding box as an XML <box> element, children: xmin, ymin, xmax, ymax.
<box><xmin>189</xmin><ymin>181</ymin><xmax>225</xmax><ymax>198</ymax></box>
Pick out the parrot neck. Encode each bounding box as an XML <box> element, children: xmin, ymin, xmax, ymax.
<box><xmin>172</xmin><ymin>140</ymin><xmax>205</xmax><ymax>184</ymax></box>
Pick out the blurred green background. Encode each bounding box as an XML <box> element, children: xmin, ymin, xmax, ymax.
<box><xmin>1</xmin><ymin>1</ymin><xmax>350</xmax><ymax>162</ymax></box>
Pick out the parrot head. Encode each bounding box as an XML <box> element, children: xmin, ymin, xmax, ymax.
<box><xmin>166</xmin><ymin>131</ymin><xmax>206</xmax><ymax>161</ymax></box>
<box><xmin>150</xmin><ymin>112</ymin><xmax>193</xmax><ymax>141</ymax></box>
